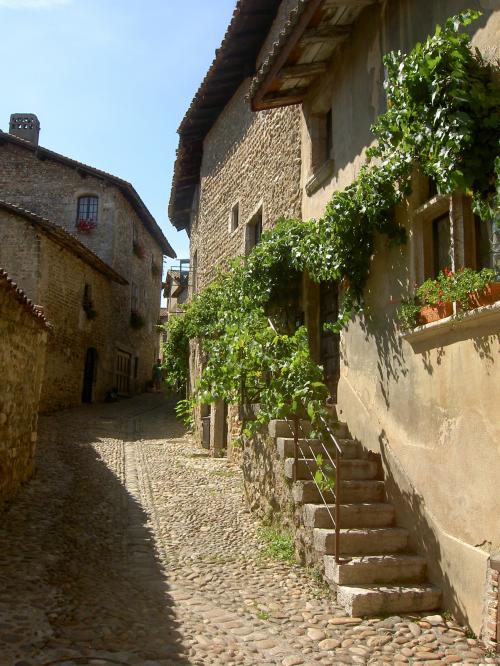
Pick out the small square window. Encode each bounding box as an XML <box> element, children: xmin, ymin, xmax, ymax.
<box><xmin>230</xmin><ymin>203</ymin><xmax>239</xmax><ymax>232</ymax></box>
<box><xmin>245</xmin><ymin>207</ymin><xmax>263</xmax><ymax>254</ymax></box>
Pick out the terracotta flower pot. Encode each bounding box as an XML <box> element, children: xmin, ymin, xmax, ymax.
<box><xmin>418</xmin><ymin>302</ymin><xmax>453</xmax><ymax>325</ymax></box>
<box><xmin>468</xmin><ymin>282</ymin><xmax>500</xmax><ymax>309</ymax></box>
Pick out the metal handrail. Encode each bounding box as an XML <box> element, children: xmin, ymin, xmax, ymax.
<box><xmin>265</xmin><ymin>317</ymin><xmax>343</xmax><ymax>562</ymax></box>
<box><xmin>284</xmin><ymin>410</ymin><xmax>343</xmax><ymax>563</ymax></box>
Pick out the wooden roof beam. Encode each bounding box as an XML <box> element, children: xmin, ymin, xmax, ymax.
<box><xmin>251</xmin><ymin>0</ymin><xmax>324</xmax><ymax>111</ymax></box>
<box><xmin>322</xmin><ymin>0</ymin><xmax>377</xmax><ymax>7</ymax></box>
<box><xmin>300</xmin><ymin>24</ymin><xmax>351</xmax><ymax>45</ymax></box>
<box><xmin>260</xmin><ymin>87</ymin><xmax>310</xmax><ymax>108</ymax></box>
<box><xmin>278</xmin><ymin>61</ymin><xmax>328</xmax><ymax>80</ymax></box>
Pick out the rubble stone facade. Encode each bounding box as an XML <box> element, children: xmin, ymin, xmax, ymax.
<box><xmin>0</xmin><ymin>135</ymin><xmax>172</xmax><ymax>408</ymax></box>
<box><xmin>0</xmin><ymin>271</ymin><xmax>48</xmax><ymax>505</ymax></box>
<box><xmin>190</xmin><ymin>87</ymin><xmax>301</xmax><ymax>292</ymax></box>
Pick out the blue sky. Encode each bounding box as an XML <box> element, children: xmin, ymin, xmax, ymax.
<box><xmin>0</xmin><ymin>0</ymin><xmax>237</xmax><ymax>267</ymax></box>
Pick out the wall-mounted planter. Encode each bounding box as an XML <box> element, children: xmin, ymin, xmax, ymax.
<box><xmin>468</xmin><ymin>282</ymin><xmax>500</xmax><ymax>309</ymax></box>
<box><xmin>418</xmin><ymin>302</ymin><xmax>453</xmax><ymax>325</ymax></box>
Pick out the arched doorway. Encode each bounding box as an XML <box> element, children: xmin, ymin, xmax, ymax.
<box><xmin>82</xmin><ymin>347</ymin><xmax>98</xmax><ymax>403</ymax></box>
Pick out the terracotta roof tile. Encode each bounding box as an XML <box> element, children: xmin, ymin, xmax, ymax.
<box><xmin>0</xmin><ymin>268</ymin><xmax>49</xmax><ymax>328</ymax></box>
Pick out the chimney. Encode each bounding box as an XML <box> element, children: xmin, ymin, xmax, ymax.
<box><xmin>9</xmin><ymin>113</ymin><xmax>40</xmax><ymax>145</ymax></box>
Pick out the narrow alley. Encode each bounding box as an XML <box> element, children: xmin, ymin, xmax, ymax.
<box><xmin>0</xmin><ymin>395</ymin><xmax>495</xmax><ymax>666</ymax></box>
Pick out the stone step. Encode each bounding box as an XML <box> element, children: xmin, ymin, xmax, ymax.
<box><xmin>268</xmin><ymin>419</ymin><xmax>349</xmax><ymax>439</ymax></box>
<box><xmin>292</xmin><ymin>479</ymin><xmax>385</xmax><ymax>504</ymax></box>
<box><xmin>324</xmin><ymin>554</ymin><xmax>427</xmax><ymax>585</ymax></box>
<box><xmin>337</xmin><ymin>584</ymin><xmax>441</xmax><ymax>617</ymax></box>
<box><xmin>314</xmin><ymin>527</ymin><xmax>409</xmax><ymax>556</ymax></box>
<box><xmin>277</xmin><ymin>437</ymin><xmax>360</xmax><ymax>460</ymax></box>
<box><xmin>303</xmin><ymin>503</ymin><xmax>395</xmax><ymax>529</ymax></box>
<box><xmin>284</xmin><ymin>457</ymin><xmax>379</xmax><ymax>481</ymax></box>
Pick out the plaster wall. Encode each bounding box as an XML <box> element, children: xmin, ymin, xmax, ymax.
<box><xmin>299</xmin><ymin>0</ymin><xmax>500</xmax><ymax>633</ymax></box>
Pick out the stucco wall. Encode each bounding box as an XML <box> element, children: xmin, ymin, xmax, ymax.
<box><xmin>299</xmin><ymin>0</ymin><xmax>500</xmax><ymax>633</ymax></box>
<box><xmin>0</xmin><ymin>278</ymin><xmax>47</xmax><ymax>505</ymax></box>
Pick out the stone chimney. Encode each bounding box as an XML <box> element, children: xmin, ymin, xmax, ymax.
<box><xmin>9</xmin><ymin>113</ymin><xmax>40</xmax><ymax>145</ymax></box>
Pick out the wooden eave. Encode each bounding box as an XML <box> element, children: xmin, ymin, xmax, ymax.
<box><xmin>251</xmin><ymin>0</ymin><xmax>377</xmax><ymax>111</ymax></box>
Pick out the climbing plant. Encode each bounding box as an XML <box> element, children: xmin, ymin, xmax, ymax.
<box><xmin>163</xmin><ymin>11</ymin><xmax>499</xmax><ymax>434</ymax></box>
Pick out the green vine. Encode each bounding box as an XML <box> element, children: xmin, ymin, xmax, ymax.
<box><xmin>163</xmin><ymin>11</ymin><xmax>499</xmax><ymax>439</ymax></box>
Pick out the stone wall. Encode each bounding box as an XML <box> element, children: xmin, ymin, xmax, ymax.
<box><xmin>0</xmin><ymin>143</ymin><xmax>165</xmax><ymax>403</ymax></box>
<box><xmin>0</xmin><ymin>272</ymin><xmax>48</xmax><ymax>505</ymax></box>
<box><xmin>190</xmin><ymin>81</ymin><xmax>301</xmax><ymax>292</ymax></box>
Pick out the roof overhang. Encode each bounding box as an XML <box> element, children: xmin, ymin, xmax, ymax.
<box><xmin>249</xmin><ymin>0</ymin><xmax>377</xmax><ymax>111</ymax></box>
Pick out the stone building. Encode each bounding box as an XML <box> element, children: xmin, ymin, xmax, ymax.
<box><xmin>0</xmin><ymin>115</ymin><xmax>176</xmax><ymax>408</ymax></box>
<box><xmin>169</xmin><ymin>0</ymin><xmax>303</xmax><ymax>446</ymax></box>
<box><xmin>0</xmin><ymin>269</ymin><xmax>49</xmax><ymax>505</ymax></box>
<box><xmin>171</xmin><ymin>0</ymin><xmax>500</xmax><ymax>643</ymax></box>
<box><xmin>0</xmin><ymin>201</ymin><xmax>129</xmax><ymax>411</ymax></box>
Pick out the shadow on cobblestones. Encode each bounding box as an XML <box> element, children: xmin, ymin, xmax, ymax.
<box><xmin>0</xmin><ymin>394</ymin><xmax>191</xmax><ymax>666</ymax></box>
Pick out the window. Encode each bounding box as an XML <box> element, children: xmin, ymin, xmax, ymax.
<box><xmin>131</xmin><ymin>281</ymin><xmax>139</xmax><ymax>311</ymax></box>
<box><xmin>230</xmin><ymin>202</ymin><xmax>239</xmax><ymax>232</ymax></box>
<box><xmin>310</xmin><ymin>108</ymin><xmax>333</xmax><ymax>170</ymax></box>
<box><xmin>305</xmin><ymin>108</ymin><xmax>335</xmax><ymax>196</ymax></box>
<box><xmin>245</xmin><ymin>207</ymin><xmax>263</xmax><ymax>254</ymax></box>
<box><xmin>432</xmin><ymin>213</ymin><xmax>452</xmax><ymax>277</ymax></box>
<box><xmin>83</xmin><ymin>283</ymin><xmax>92</xmax><ymax>309</ymax></box>
<box><xmin>413</xmin><ymin>178</ymin><xmax>499</xmax><ymax>286</ymax></box>
<box><xmin>77</xmin><ymin>196</ymin><xmax>98</xmax><ymax>222</ymax></box>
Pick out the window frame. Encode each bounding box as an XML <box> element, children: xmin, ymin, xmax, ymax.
<box><xmin>245</xmin><ymin>204</ymin><xmax>264</xmax><ymax>255</ymax></box>
<box><xmin>76</xmin><ymin>195</ymin><xmax>99</xmax><ymax>223</ymax></box>
<box><xmin>229</xmin><ymin>201</ymin><xmax>240</xmax><ymax>234</ymax></box>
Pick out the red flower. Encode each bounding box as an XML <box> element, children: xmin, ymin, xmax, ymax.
<box><xmin>76</xmin><ymin>219</ymin><xmax>97</xmax><ymax>234</ymax></box>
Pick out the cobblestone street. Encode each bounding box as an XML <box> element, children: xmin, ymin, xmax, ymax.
<box><xmin>0</xmin><ymin>394</ymin><xmax>498</xmax><ymax>666</ymax></box>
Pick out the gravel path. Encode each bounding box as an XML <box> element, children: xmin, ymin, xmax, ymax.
<box><xmin>0</xmin><ymin>394</ymin><xmax>497</xmax><ymax>666</ymax></box>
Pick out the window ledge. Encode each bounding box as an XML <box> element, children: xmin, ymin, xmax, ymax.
<box><xmin>305</xmin><ymin>159</ymin><xmax>334</xmax><ymax>196</ymax></box>
<box><xmin>400</xmin><ymin>301</ymin><xmax>500</xmax><ymax>345</ymax></box>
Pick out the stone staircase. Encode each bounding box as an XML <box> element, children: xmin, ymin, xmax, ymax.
<box><xmin>268</xmin><ymin>417</ymin><xmax>441</xmax><ymax>617</ymax></box>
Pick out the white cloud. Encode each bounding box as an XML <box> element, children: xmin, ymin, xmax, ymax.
<box><xmin>0</xmin><ymin>0</ymin><xmax>72</xmax><ymax>8</ymax></box>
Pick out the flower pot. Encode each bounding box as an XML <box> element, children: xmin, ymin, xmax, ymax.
<box><xmin>468</xmin><ymin>282</ymin><xmax>500</xmax><ymax>309</ymax></box>
<box><xmin>418</xmin><ymin>301</ymin><xmax>453</xmax><ymax>325</ymax></box>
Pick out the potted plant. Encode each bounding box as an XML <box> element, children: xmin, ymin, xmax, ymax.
<box><xmin>76</xmin><ymin>219</ymin><xmax>97</xmax><ymax>234</ymax></box>
<box><xmin>398</xmin><ymin>267</ymin><xmax>498</xmax><ymax>330</ymax></box>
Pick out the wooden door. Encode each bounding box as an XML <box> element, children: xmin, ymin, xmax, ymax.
<box><xmin>319</xmin><ymin>281</ymin><xmax>340</xmax><ymax>401</ymax></box>
<box><xmin>115</xmin><ymin>350</ymin><xmax>131</xmax><ymax>396</ymax></box>
<box><xmin>82</xmin><ymin>347</ymin><xmax>97</xmax><ymax>403</ymax></box>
